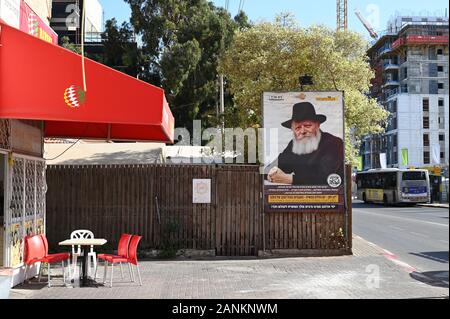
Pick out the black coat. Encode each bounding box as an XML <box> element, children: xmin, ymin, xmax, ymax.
<box><xmin>272</xmin><ymin>131</ymin><xmax>344</xmax><ymax>186</ymax></box>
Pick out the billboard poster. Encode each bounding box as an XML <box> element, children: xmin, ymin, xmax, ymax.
<box><xmin>36</xmin><ymin>218</ymin><xmax>44</xmax><ymax>234</ymax></box>
<box><xmin>19</xmin><ymin>0</ymin><xmax>58</xmax><ymax>44</ymax></box>
<box><xmin>263</xmin><ymin>91</ymin><xmax>345</xmax><ymax>212</ymax></box>
<box><xmin>10</xmin><ymin>223</ymin><xmax>23</xmax><ymax>267</ymax></box>
<box><xmin>24</xmin><ymin>219</ymin><xmax>34</xmax><ymax>236</ymax></box>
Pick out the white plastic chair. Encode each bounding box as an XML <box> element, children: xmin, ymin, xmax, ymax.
<box><xmin>70</xmin><ymin>230</ymin><xmax>97</xmax><ymax>280</ymax></box>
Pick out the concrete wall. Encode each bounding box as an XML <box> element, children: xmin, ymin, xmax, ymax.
<box><xmin>397</xmin><ymin>94</ymin><xmax>449</xmax><ymax>168</ymax></box>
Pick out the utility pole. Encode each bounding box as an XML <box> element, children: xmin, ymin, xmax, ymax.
<box><xmin>219</xmin><ymin>74</ymin><xmax>225</xmax><ymax>131</ymax></box>
<box><xmin>219</xmin><ymin>0</ymin><xmax>230</xmax><ymax>132</ymax></box>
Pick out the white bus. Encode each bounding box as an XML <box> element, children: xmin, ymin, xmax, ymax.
<box><xmin>356</xmin><ymin>169</ymin><xmax>430</xmax><ymax>205</ymax></box>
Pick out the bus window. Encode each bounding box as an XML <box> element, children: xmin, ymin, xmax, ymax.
<box><xmin>403</xmin><ymin>172</ymin><xmax>427</xmax><ymax>181</ymax></box>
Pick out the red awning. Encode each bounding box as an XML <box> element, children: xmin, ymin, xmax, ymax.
<box><xmin>0</xmin><ymin>21</ymin><xmax>174</xmax><ymax>143</ymax></box>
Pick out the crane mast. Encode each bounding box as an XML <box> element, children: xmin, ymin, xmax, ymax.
<box><xmin>337</xmin><ymin>0</ymin><xmax>348</xmax><ymax>31</ymax></box>
<box><xmin>355</xmin><ymin>9</ymin><xmax>379</xmax><ymax>39</ymax></box>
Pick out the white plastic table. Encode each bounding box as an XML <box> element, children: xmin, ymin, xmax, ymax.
<box><xmin>59</xmin><ymin>238</ymin><xmax>107</xmax><ymax>287</ymax></box>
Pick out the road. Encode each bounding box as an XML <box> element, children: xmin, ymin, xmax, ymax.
<box><xmin>352</xmin><ymin>200</ymin><xmax>449</xmax><ymax>287</ymax></box>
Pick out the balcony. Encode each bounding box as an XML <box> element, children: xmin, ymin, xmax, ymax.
<box><xmin>379</xmin><ymin>46</ymin><xmax>395</xmax><ymax>58</ymax></box>
<box><xmin>384</xmin><ymin>86</ymin><xmax>408</xmax><ymax>99</ymax></box>
<box><xmin>383</xmin><ymin>62</ymin><xmax>400</xmax><ymax>71</ymax></box>
<box><xmin>392</xmin><ymin>35</ymin><xmax>449</xmax><ymax>50</ymax></box>
<box><xmin>383</xmin><ymin>80</ymin><xmax>400</xmax><ymax>88</ymax></box>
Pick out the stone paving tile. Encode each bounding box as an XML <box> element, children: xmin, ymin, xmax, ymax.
<box><xmin>10</xmin><ymin>237</ymin><xmax>449</xmax><ymax>300</ymax></box>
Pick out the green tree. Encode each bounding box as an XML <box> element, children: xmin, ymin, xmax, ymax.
<box><xmin>61</xmin><ymin>36</ymin><xmax>81</xmax><ymax>54</ymax></box>
<box><xmin>100</xmin><ymin>18</ymin><xmax>141</xmax><ymax>78</ymax></box>
<box><xmin>125</xmin><ymin>0</ymin><xmax>250</xmax><ymax>131</ymax></box>
<box><xmin>219</xmin><ymin>18</ymin><xmax>389</xmax><ymax>164</ymax></box>
<box><xmin>61</xmin><ymin>20</ymin><xmax>142</xmax><ymax>79</ymax></box>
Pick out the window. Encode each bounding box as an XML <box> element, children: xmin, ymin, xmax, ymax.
<box><xmin>437</xmin><ymin>49</ymin><xmax>443</xmax><ymax>55</ymax></box>
<box><xmin>441</xmin><ymin>152</ymin><xmax>445</xmax><ymax>159</ymax></box>
<box><xmin>423</xmin><ymin>98</ymin><xmax>429</xmax><ymax>112</ymax></box>
<box><xmin>423</xmin><ymin>117</ymin><xmax>429</xmax><ymax>129</ymax></box>
<box><xmin>439</xmin><ymin>117</ymin><xmax>445</xmax><ymax>129</ymax></box>
<box><xmin>429</xmin><ymin>63</ymin><xmax>438</xmax><ymax>77</ymax></box>
<box><xmin>438</xmin><ymin>83</ymin><xmax>444</xmax><ymax>89</ymax></box>
<box><xmin>390</xmin><ymin>101</ymin><xmax>397</xmax><ymax>113</ymax></box>
<box><xmin>430</xmin><ymin>80</ymin><xmax>438</xmax><ymax>94</ymax></box>
<box><xmin>423</xmin><ymin>134</ymin><xmax>430</xmax><ymax>147</ymax></box>
<box><xmin>439</xmin><ymin>135</ymin><xmax>445</xmax><ymax>142</ymax></box>
<box><xmin>438</xmin><ymin>65</ymin><xmax>444</xmax><ymax>72</ymax></box>
<box><xmin>424</xmin><ymin>152</ymin><xmax>430</xmax><ymax>164</ymax></box>
<box><xmin>439</xmin><ymin>99</ymin><xmax>444</xmax><ymax>107</ymax></box>
<box><xmin>403</xmin><ymin>171</ymin><xmax>427</xmax><ymax>181</ymax></box>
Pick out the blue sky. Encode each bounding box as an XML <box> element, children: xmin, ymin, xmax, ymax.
<box><xmin>99</xmin><ymin>0</ymin><xmax>449</xmax><ymax>39</ymax></box>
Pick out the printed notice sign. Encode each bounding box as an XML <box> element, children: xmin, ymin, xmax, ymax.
<box><xmin>193</xmin><ymin>179</ymin><xmax>211</xmax><ymax>204</ymax></box>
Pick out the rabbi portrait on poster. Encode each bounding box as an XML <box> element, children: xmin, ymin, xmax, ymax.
<box><xmin>266</xmin><ymin>102</ymin><xmax>344</xmax><ymax>186</ymax></box>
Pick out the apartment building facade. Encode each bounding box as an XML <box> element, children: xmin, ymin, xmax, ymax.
<box><xmin>50</xmin><ymin>0</ymin><xmax>102</xmax><ymax>45</ymax></box>
<box><xmin>363</xmin><ymin>16</ymin><xmax>449</xmax><ymax>174</ymax></box>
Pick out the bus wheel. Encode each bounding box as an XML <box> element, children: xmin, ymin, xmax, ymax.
<box><xmin>383</xmin><ymin>194</ymin><xmax>389</xmax><ymax>206</ymax></box>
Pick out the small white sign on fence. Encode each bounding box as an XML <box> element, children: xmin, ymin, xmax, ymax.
<box><xmin>193</xmin><ymin>179</ymin><xmax>211</xmax><ymax>204</ymax></box>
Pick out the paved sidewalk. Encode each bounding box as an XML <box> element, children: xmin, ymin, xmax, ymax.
<box><xmin>418</xmin><ymin>203</ymin><xmax>449</xmax><ymax>209</ymax></box>
<box><xmin>10</xmin><ymin>236</ymin><xmax>449</xmax><ymax>299</ymax></box>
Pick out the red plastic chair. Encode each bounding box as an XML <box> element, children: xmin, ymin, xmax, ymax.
<box><xmin>24</xmin><ymin>234</ymin><xmax>71</xmax><ymax>287</ymax></box>
<box><xmin>102</xmin><ymin>235</ymin><xmax>142</xmax><ymax>287</ymax></box>
<box><xmin>126</xmin><ymin>235</ymin><xmax>142</xmax><ymax>286</ymax></box>
<box><xmin>94</xmin><ymin>233</ymin><xmax>132</xmax><ymax>282</ymax></box>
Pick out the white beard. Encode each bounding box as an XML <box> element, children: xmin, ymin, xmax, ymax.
<box><xmin>291</xmin><ymin>130</ymin><xmax>322</xmax><ymax>156</ymax></box>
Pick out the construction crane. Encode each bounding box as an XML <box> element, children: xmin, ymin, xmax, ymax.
<box><xmin>355</xmin><ymin>9</ymin><xmax>379</xmax><ymax>39</ymax></box>
<box><xmin>337</xmin><ymin>0</ymin><xmax>348</xmax><ymax>31</ymax></box>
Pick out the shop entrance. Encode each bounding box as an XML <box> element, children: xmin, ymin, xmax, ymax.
<box><xmin>0</xmin><ymin>153</ymin><xmax>46</xmax><ymax>285</ymax></box>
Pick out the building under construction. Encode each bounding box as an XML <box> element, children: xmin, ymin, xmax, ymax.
<box><xmin>363</xmin><ymin>16</ymin><xmax>449</xmax><ymax>176</ymax></box>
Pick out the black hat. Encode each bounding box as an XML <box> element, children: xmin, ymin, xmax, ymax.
<box><xmin>281</xmin><ymin>102</ymin><xmax>327</xmax><ymax>129</ymax></box>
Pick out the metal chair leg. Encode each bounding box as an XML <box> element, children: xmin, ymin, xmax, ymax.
<box><xmin>120</xmin><ymin>263</ymin><xmax>124</xmax><ymax>280</ymax></box>
<box><xmin>103</xmin><ymin>260</ymin><xmax>108</xmax><ymax>284</ymax></box>
<box><xmin>62</xmin><ymin>261</ymin><xmax>66</xmax><ymax>284</ymax></box>
<box><xmin>110</xmin><ymin>263</ymin><xmax>114</xmax><ymax>288</ymax></box>
<box><xmin>38</xmin><ymin>263</ymin><xmax>43</xmax><ymax>283</ymax></box>
<box><xmin>67</xmin><ymin>258</ymin><xmax>71</xmax><ymax>280</ymax></box>
<box><xmin>47</xmin><ymin>263</ymin><xmax>51</xmax><ymax>288</ymax></box>
<box><xmin>136</xmin><ymin>264</ymin><xmax>142</xmax><ymax>286</ymax></box>
<box><xmin>24</xmin><ymin>265</ymin><xmax>29</xmax><ymax>285</ymax></box>
<box><xmin>72</xmin><ymin>254</ymin><xmax>78</xmax><ymax>281</ymax></box>
<box><xmin>128</xmin><ymin>263</ymin><xmax>135</xmax><ymax>282</ymax></box>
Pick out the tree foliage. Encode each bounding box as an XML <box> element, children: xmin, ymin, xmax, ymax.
<box><xmin>61</xmin><ymin>36</ymin><xmax>81</xmax><ymax>54</ymax></box>
<box><xmin>101</xmin><ymin>18</ymin><xmax>141</xmax><ymax>77</ymax></box>
<box><xmin>61</xmin><ymin>19</ymin><xmax>142</xmax><ymax>79</ymax></box>
<box><xmin>125</xmin><ymin>0</ymin><xmax>250</xmax><ymax>130</ymax></box>
<box><xmin>219</xmin><ymin>19</ymin><xmax>389</xmax><ymax>163</ymax></box>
